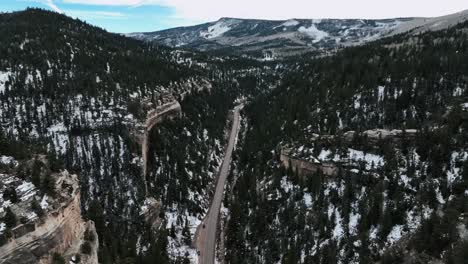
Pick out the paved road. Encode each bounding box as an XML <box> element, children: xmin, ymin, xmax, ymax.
<box><xmin>196</xmin><ymin>105</ymin><xmax>241</xmax><ymax>264</ymax></box>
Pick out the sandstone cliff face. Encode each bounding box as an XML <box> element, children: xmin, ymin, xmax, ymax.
<box><xmin>0</xmin><ymin>173</ymin><xmax>98</xmax><ymax>264</ymax></box>
<box><xmin>280</xmin><ymin>149</ymin><xmax>338</xmax><ymax>178</ymax></box>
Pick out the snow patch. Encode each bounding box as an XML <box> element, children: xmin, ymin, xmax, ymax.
<box><xmin>200</xmin><ymin>20</ymin><xmax>239</xmax><ymax>39</ymax></box>
<box><xmin>281</xmin><ymin>176</ymin><xmax>293</xmax><ymax>193</ymax></box>
<box><xmin>298</xmin><ymin>25</ymin><xmax>329</xmax><ymax>43</ymax></box>
<box><xmin>387</xmin><ymin>225</ymin><xmax>404</xmax><ymax>244</ymax></box>
<box><xmin>277</xmin><ymin>19</ymin><xmax>300</xmax><ymax>28</ymax></box>
<box><xmin>0</xmin><ymin>71</ymin><xmax>11</xmax><ymax>94</ymax></box>
<box><xmin>303</xmin><ymin>192</ymin><xmax>312</xmax><ymax>207</ymax></box>
<box><xmin>40</xmin><ymin>195</ymin><xmax>49</xmax><ymax>210</ymax></box>
<box><xmin>0</xmin><ymin>156</ymin><xmax>18</xmax><ymax>166</ymax></box>
<box><xmin>378</xmin><ymin>86</ymin><xmax>385</xmax><ymax>101</ymax></box>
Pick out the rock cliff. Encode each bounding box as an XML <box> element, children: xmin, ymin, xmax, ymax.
<box><xmin>0</xmin><ymin>172</ymin><xmax>98</xmax><ymax>264</ymax></box>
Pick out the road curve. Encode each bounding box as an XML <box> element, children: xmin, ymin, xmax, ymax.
<box><xmin>196</xmin><ymin>105</ymin><xmax>242</xmax><ymax>264</ymax></box>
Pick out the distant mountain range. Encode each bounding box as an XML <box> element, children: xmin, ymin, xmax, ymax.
<box><xmin>128</xmin><ymin>10</ymin><xmax>468</xmax><ymax>59</ymax></box>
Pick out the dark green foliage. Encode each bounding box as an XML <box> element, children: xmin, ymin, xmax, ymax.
<box><xmin>84</xmin><ymin>229</ymin><xmax>96</xmax><ymax>242</ymax></box>
<box><xmin>31</xmin><ymin>159</ymin><xmax>43</xmax><ymax>188</ymax></box>
<box><xmin>31</xmin><ymin>198</ymin><xmax>44</xmax><ymax>217</ymax></box>
<box><xmin>1</xmin><ymin>7</ymin><xmax>467</xmax><ymax>264</ymax></box>
<box><xmin>381</xmin><ymin>251</ymin><xmax>404</xmax><ymax>264</ymax></box>
<box><xmin>127</xmin><ymin>100</ymin><xmax>143</xmax><ymax>119</ymax></box>
<box><xmin>81</xmin><ymin>241</ymin><xmax>92</xmax><ymax>255</ymax></box>
<box><xmin>0</xmin><ymin>130</ymin><xmax>29</xmax><ymax>160</ymax></box>
<box><xmin>51</xmin><ymin>253</ymin><xmax>65</xmax><ymax>264</ymax></box>
<box><xmin>0</xmin><ymin>229</ymin><xmax>12</xmax><ymax>246</ymax></box>
<box><xmin>41</xmin><ymin>174</ymin><xmax>56</xmax><ymax>197</ymax></box>
<box><xmin>143</xmin><ymin>229</ymin><xmax>169</xmax><ymax>264</ymax></box>
<box><xmin>86</xmin><ymin>200</ymin><xmax>105</xmax><ymax>240</ymax></box>
<box><xmin>2</xmin><ymin>187</ymin><xmax>18</xmax><ymax>203</ymax></box>
<box><xmin>446</xmin><ymin>240</ymin><xmax>468</xmax><ymax>264</ymax></box>
<box><xmin>3</xmin><ymin>207</ymin><xmax>17</xmax><ymax>228</ymax></box>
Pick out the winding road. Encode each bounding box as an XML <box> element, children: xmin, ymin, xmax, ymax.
<box><xmin>196</xmin><ymin>105</ymin><xmax>242</xmax><ymax>264</ymax></box>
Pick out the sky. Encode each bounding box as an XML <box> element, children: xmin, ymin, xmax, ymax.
<box><xmin>1</xmin><ymin>0</ymin><xmax>468</xmax><ymax>33</ymax></box>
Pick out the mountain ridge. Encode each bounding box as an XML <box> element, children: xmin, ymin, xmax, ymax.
<box><xmin>128</xmin><ymin>10</ymin><xmax>468</xmax><ymax>59</ymax></box>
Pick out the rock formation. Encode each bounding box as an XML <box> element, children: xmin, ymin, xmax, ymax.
<box><xmin>0</xmin><ymin>172</ymin><xmax>98</xmax><ymax>264</ymax></box>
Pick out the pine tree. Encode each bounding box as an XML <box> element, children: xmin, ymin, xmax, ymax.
<box><xmin>4</xmin><ymin>208</ymin><xmax>17</xmax><ymax>228</ymax></box>
<box><xmin>31</xmin><ymin>198</ymin><xmax>44</xmax><ymax>217</ymax></box>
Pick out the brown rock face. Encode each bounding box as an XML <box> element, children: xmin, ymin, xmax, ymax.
<box><xmin>0</xmin><ymin>173</ymin><xmax>98</xmax><ymax>264</ymax></box>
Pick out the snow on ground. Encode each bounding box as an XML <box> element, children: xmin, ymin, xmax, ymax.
<box><xmin>377</xmin><ymin>86</ymin><xmax>385</xmax><ymax>101</ymax></box>
<box><xmin>167</xmin><ymin>236</ymin><xmax>199</xmax><ymax>264</ymax></box>
<box><xmin>0</xmin><ymin>200</ymin><xmax>11</xmax><ymax>214</ymax></box>
<box><xmin>0</xmin><ymin>71</ymin><xmax>11</xmax><ymax>94</ymax></box>
<box><xmin>348</xmin><ymin>211</ymin><xmax>360</xmax><ymax>235</ymax></box>
<box><xmin>298</xmin><ymin>25</ymin><xmax>329</xmax><ymax>43</ymax></box>
<box><xmin>453</xmin><ymin>86</ymin><xmax>463</xmax><ymax>96</ymax></box>
<box><xmin>447</xmin><ymin>151</ymin><xmax>468</xmax><ymax>185</ymax></box>
<box><xmin>40</xmin><ymin>195</ymin><xmax>49</xmax><ymax>210</ymax></box>
<box><xmin>201</xmin><ymin>20</ymin><xmax>239</xmax><ymax>39</ymax></box>
<box><xmin>347</xmin><ymin>149</ymin><xmax>384</xmax><ymax>169</ymax></box>
<box><xmin>332</xmin><ymin>208</ymin><xmax>344</xmax><ymax>239</ymax></box>
<box><xmin>318</xmin><ymin>149</ymin><xmax>333</xmax><ymax>160</ymax></box>
<box><xmin>457</xmin><ymin>223</ymin><xmax>468</xmax><ymax>240</ymax></box>
<box><xmin>461</xmin><ymin>102</ymin><xmax>468</xmax><ymax>110</ymax></box>
<box><xmin>26</xmin><ymin>211</ymin><xmax>37</xmax><ymax>221</ymax></box>
<box><xmin>369</xmin><ymin>226</ymin><xmax>378</xmax><ymax>240</ymax></box>
<box><xmin>317</xmin><ymin>148</ymin><xmax>383</xmax><ymax>169</ymax></box>
<box><xmin>303</xmin><ymin>192</ymin><xmax>313</xmax><ymax>207</ymax></box>
<box><xmin>405</xmin><ymin>208</ymin><xmax>421</xmax><ymax>230</ymax></box>
<box><xmin>274</xmin><ymin>19</ymin><xmax>300</xmax><ymax>29</ymax></box>
<box><xmin>387</xmin><ymin>225</ymin><xmax>404</xmax><ymax>244</ymax></box>
<box><xmin>165</xmin><ymin>204</ymin><xmax>202</xmax><ymax>263</ymax></box>
<box><xmin>0</xmin><ymin>222</ymin><xmax>5</xmax><ymax>235</ymax></box>
<box><xmin>0</xmin><ymin>156</ymin><xmax>18</xmax><ymax>166</ymax></box>
<box><xmin>280</xmin><ymin>176</ymin><xmax>293</xmax><ymax>193</ymax></box>
<box><xmin>354</xmin><ymin>94</ymin><xmax>361</xmax><ymax>109</ymax></box>
<box><xmin>16</xmin><ymin>181</ymin><xmax>36</xmax><ymax>201</ymax></box>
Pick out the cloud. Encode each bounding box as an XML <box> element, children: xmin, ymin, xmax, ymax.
<box><xmin>62</xmin><ymin>0</ymin><xmax>144</xmax><ymax>5</ymax></box>
<box><xmin>60</xmin><ymin>0</ymin><xmax>468</xmax><ymax>21</ymax></box>
<box><xmin>64</xmin><ymin>10</ymin><xmax>127</xmax><ymax>20</ymax></box>
<box><xmin>33</xmin><ymin>0</ymin><xmax>63</xmax><ymax>13</ymax></box>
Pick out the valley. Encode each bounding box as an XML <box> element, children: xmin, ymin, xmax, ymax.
<box><xmin>0</xmin><ymin>6</ymin><xmax>467</xmax><ymax>264</ymax></box>
<box><xmin>195</xmin><ymin>104</ymin><xmax>242</xmax><ymax>264</ymax></box>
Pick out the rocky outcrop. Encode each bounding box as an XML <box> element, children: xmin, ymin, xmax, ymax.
<box><xmin>307</xmin><ymin>129</ymin><xmax>418</xmax><ymax>145</ymax></box>
<box><xmin>0</xmin><ymin>172</ymin><xmax>98</xmax><ymax>264</ymax></box>
<box><xmin>342</xmin><ymin>129</ymin><xmax>418</xmax><ymax>144</ymax></box>
<box><xmin>280</xmin><ymin>148</ymin><xmax>338</xmax><ymax>178</ymax></box>
<box><xmin>139</xmin><ymin>198</ymin><xmax>163</xmax><ymax>232</ymax></box>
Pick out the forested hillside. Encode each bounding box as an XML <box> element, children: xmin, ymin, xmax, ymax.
<box><xmin>224</xmin><ymin>20</ymin><xmax>468</xmax><ymax>263</ymax></box>
<box><xmin>0</xmin><ymin>8</ymin><xmax>281</xmax><ymax>263</ymax></box>
<box><xmin>1</xmin><ymin>7</ymin><xmax>468</xmax><ymax>264</ymax></box>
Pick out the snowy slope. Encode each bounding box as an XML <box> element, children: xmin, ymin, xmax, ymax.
<box><xmin>128</xmin><ymin>10</ymin><xmax>468</xmax><ymax>59</ymax></box>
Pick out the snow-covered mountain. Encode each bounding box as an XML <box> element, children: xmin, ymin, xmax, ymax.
<box><xmin>129</xmin><ymin>17</ymin><xmax>410</xmax><ymax>59</ymax></box>
<box><xmin>128</xmin><ymin>10</ymin><xmax>468</xmax><ymax>59</ymax></box>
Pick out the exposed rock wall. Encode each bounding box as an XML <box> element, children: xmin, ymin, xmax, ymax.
<box><xmin>0</xmin><ymin>174</ymin><xmax>97</xmax><ymax>264</ymax></box>
<box><xmin>342</xmin><ymin>129</ymin><xmax>418</xmax><ymax>144</ymax></box>
<box><xmin>280</xmin><ymin>152</ymin><xmax>338</xmax><ymax>178</ymax></box>
<box><xmin>309</xmin><ymin>129</ymin><xmax>418</xmax><ymax>145</ymax></box>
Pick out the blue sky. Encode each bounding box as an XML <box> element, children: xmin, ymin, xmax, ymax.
<box><xmin>1</xmin><ymin>0</ymin><xmax>204</xmax><ymax>33</ymax></box>
<box><xmin>2</xmin><ymin>0</ymin><xmax>468</xmax><ymax>33</ymax></box>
